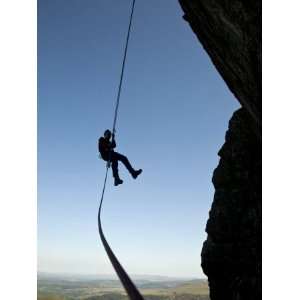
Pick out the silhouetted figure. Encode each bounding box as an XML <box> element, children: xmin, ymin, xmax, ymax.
<box><xmin>98</xmin><ymin>129</ymin><xmax>142</xmax><ymax>186</ymax></box>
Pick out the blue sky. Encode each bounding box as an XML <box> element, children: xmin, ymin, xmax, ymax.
<box><xmin>38</xmin><ymin>0</ymin><xmax>239</xmax><ymax>278</ymax></box>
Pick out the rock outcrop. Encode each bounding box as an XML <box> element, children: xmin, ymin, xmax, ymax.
<box><xmin>178</xmin><ymin>1</ymin><xmax>261</xmax><ymax>299</ymax></box>
<box><xmin>179</xmin><ymin>0</ymin><xmax>261</xmax><ymax>136</ymax></box>
<box><xmin>202</xmin><ymin>108</ymin><xmax>261</xmax><ymax>300</ymax></box>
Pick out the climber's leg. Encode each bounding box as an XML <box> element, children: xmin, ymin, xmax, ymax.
<box><xmin>113</xmin><ymin>152</ymin><xmax>134</xmax><ymax>174</ymax></box>
<box><xmin>114</xmin><ymin>152</ymin><xmax>142</xmax><ymax>179</ymax></box>
<box><xmin>110</xmin><ymin>152</ymin><xmax>123</xmax><ymax>186</ymax></box>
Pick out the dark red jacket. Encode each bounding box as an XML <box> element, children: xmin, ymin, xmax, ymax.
<box><xmin>98</xmin><ymin>137</ymin><xmax>116</xmax><ymax>160</ymax></box>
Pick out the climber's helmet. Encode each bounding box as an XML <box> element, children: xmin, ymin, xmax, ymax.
<box><xmin>104</xmin><ymin>129</ymin><xmax>112</xmax><ymax>140</ymax></box>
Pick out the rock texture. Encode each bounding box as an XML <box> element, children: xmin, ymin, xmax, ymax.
<box><xmin>178</xmin><ymin>1</ymin><xmax>261</xmax><ymax>300</ymax></box>
<box><xmin>179</xmin><ymin>0</ymin><xmax>261</xmax><ymax>136</ymax></box>
<box><xmin>202</xmin><ymin>108</ymin><xmax>261</xmax><ymax>300</ymax></box>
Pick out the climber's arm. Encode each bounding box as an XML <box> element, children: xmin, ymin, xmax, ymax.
<box><xmin>111</xmin><ymin>134</ymin><xmax>116</xmax><ymax>149</ymax></box>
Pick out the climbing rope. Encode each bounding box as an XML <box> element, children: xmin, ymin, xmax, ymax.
<box><xmin>112</xmin><ymin>0</ymin><xmax>136</xmax><ymax>135</ymax></box>
<box><xmin>97</xmin><ymin>1</ymin><xmax>145</xmax><ymax>300</ymax></box>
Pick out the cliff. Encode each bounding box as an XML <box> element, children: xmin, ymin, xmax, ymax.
<box><xmin>178</xmin><ymin>1</ymin><xmax>261</xmax><ymax>299</ymax></box>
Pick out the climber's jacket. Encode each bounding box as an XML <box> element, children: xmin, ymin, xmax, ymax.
<box><xmin>98</xmin><ymin>137</ymin><xmax>116</xmax><ymax>160</ymax></box>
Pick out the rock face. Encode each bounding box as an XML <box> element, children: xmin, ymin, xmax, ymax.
<box><xmin>202</xmin><ymin>108</ymin><xmax>261</xmax><ymax>300</ymax></box>
<box><xmin>179</xmin><ymin>0</ymin><xmax>261</xmax><ymax>135</ymax></box>
<box><xmin>178</xmin><ymin>1</ymin><xmax>261</xmax><ymax>299</ymax></box>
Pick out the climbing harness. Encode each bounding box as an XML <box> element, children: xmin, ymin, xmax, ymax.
<box><xmin>97</xmin><ymin>1</ymin><xmax>145</xmax><ymax>300</ymax></box>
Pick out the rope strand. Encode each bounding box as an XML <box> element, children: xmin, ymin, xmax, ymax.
<box><xmin>112</xmin><ymin>0</ymin><xmax>136</xmax><ymax>134</ymax></box>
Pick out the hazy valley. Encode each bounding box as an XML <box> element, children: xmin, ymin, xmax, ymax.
<box><xmin>37</xmin><ymin>273</ymin><xmax>210</xmax><ymax>300</ymax></box>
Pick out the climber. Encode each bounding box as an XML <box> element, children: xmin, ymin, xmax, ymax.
<box><xmin>98</xmin><ymin>129</ymin><xmax>142</xmax><ymax>186</ymax></box>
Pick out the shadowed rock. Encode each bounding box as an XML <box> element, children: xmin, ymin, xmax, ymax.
<box><xmin>178</xmin><ymin>1</ymin><xmax>261</xmax><ymax>299</ymax></box>
<box><xmin>179</xmin><ymin>0</ymin><xmax>261</xmax><ymax>136</ymax></box>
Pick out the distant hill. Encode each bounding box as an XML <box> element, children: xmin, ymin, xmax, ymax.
<box><xmin>38</xmin><ymin>272</ymin><xmax>201</xmax><ymax>282</ymax></box>
<box><xmin>37</xmin><ymin>274</ymin><xmax>209</xmax><ymax>300</ymax></box>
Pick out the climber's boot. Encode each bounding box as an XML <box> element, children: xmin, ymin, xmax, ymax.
<box><xmin>132</xmin><ymin>169</ymin><xmax>142</xmax><ymax>179</ymax></box>
<box><xmin>114</xmin><ymin>177</ymin><xmax>123</xmax><ymax>186</ymax></box>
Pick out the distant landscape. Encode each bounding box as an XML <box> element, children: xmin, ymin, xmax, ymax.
<box><xmin>37</xmin><ymin>273</ymin><xmax>210</xmax><ymax>300</ymax></box>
